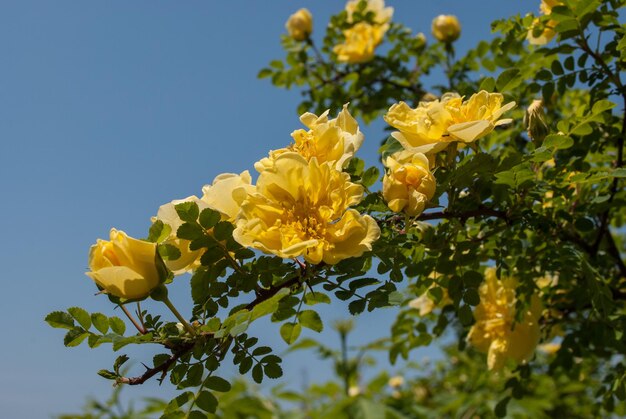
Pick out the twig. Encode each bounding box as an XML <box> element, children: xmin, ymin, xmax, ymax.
<box><xmin>118</xmin><ymin>304</ymin><xmax>147</xmax><ymax>335</ymax></box>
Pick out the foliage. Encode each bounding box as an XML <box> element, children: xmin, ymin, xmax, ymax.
<box><xmin>49</xmin><ymin>0</ymin><xmax>626</xmax><ymax>417</ymax></box>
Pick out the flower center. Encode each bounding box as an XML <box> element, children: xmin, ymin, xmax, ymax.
<box><xmin>284</xmin><ymin>202</ymin><xmax>326</xmax><ymax>240</ymax></box>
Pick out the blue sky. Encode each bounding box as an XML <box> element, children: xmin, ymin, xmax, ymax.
<box><xmin>0</xmin><ymin>1</ymin><xmax>532</xmax><ymax>416</ymax></box>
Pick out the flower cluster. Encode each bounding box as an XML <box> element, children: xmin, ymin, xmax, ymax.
<box><xmin>385</xmin><ymin>91</ymin><xmax>515</xmax><ymax>154</ymax></box>
<box><xmin>86</xmin><ymin>106</ymin><xmax>379</xmax><ymax>299</ymax></box>
<box><xmin>333</xmin><ymin>0</ymin><xmax>393</xmax><ymax>64</ymax></box>
<box><xmin>379</xmin><ymin>90</ymin><xmax>514</xmax><ymax>217</ymax></box>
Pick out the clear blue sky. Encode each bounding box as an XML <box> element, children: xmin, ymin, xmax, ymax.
<box><xmin>0</xmin><ymin>1</ymin><xmax>531</xmax><ymax>416</ymax></box>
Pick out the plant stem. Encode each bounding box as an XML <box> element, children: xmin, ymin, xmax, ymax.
<box><xmin>162</xmin><ymin>297</ymin><xmax>196</xmax><ymax>336</ymax></box>
<box><xmin>119</xmin><ymin>304</ymin><xmax>147</xmax><ymax>335</ymax></box>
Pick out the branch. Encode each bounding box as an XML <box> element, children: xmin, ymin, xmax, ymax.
<box><xmin>417</xmin><ymin>206</ymin><xmax>509</xmax><ymax>223</ymax></box>
<box><xmin>117</xmin><ymin>341</ymin><xmax>195</xmax><ymax>386</ymax></box>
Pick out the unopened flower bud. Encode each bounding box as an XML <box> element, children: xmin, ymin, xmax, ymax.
<box><xmin>414</xmin><ymin>32</ymin><xmax>427</xmax><ymax>50</ymax></box>
<box><xmin>431</xmin><ymin>15</ymin><xmax>461</xmax><ymax>43</ymax></box>
<box><xmin>524</xmin><ymin>99</ymin><xmax>549</xmax><ymax>144</ymax></box>
<box><xmin>285</xmin><ymin>8</ymin><xmax>313</xmax><ymax>42</ymax></box>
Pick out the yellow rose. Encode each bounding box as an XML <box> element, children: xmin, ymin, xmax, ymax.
<box><xmin>86</xmin><ymin>229</ymin><xmax>164</xmax><ymax>300</ymax></box>
<box><xmin>345</xmin><ymin>0</ymin><xmax>393</xmax><ymax>25</ymax></box>
<box><xmin>385</xmin><ymin>91</ymin><xmax>515</xmax><ymax>153</ymax></box>
<box><xmin>333</xmin><ymin>22</ymin><xmax>386</xmax><ymax>64</ymax></box>
<box><xmin>234</xmin><ymin>153</ymin><xmax>380</xmax><ymax>265</ymax></box>
<box><xmin>285</xmin><ymin>8</ymin><xmax>313</xmax><ymax>42</ymax></box>
<box><xmin>201</xmin><ymin>171</ymin><xmax>255</xmax><ymax>223</ymax></box>
<box><xmin>382</xmin><ymin>150</ymin><xmax>436</xmax><ymax>216</ymax></box>
<box><xmin>431</xmin><ymin>15</ymin><xmax>461</xmax><ymax>43</ymax></box>
<box><xmin>384</xmin><ymin>93</ymin><xmax>458</xmax><ymax>154</ymax></box>
<box><xmin>152</xmin><ymin>196</ymin><xmax>209</xmax><ymax>275</ymax></box>
<box><xmin>255</xmin><ymin>104</ymin><xmax>363</xmax><ymax>172</ymax></box>
<box><xmin>467</xmin><ymin>268</ymin><xmax>542</xmax><ymax>370</ymax></box>
<box><xmin>527</xmin><ymin>0</ymin><xmax>562</xmax><ymax>45</ymax></box>
<box><xmin>445</xmin><ymin>91</ymin><xmax>516</xmax><ymax>143</ymax></box>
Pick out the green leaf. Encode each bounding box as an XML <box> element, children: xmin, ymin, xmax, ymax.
<box><xmin>177</xmin><ymin>223</ymin><xmax>204</xmax><ymax>241</ymax></box>
<box><xmin>213</xmin><ymin>221</ymin><xmax>234</xmax><ymax>241</ymax></box>
<box><xmin>196</xmin><ymin>390</ymin><xmax>218</xmax><ymax>413</ymax></box>
<box><xmin>97</xmin><ymin>369</ymin><xmax>117</xmax><ymax>380</ymax></box>
<box><xmin>361</xmin><ymin>166</ymin><xmax>380</xmax><ymax>187</ymax></box>
<box><xmin>64</xmin><ymin>328</ymin><xmax>89</xmax><ymax>347</ymax></box>
<box><xmin>479</xmin><ymin>76</ymin><xmax>495</xmax><ymax>91</ymax></box>
<box><xmin>550</xmin><ymin>59</ymin><xmax>563</xmax><ymax>75</ymax></box>
<box><xmin>165</xmin><ymin>391</ymin><xmax>194</xmax><ymax>413</ymax></box>
<box><xmin>591</xmin><ymin>99</ymin><xmax>616</xmax><ymax>115</ymax></box>
<box><xmin>91</xmin><ymin>313</ymin><xmax>109</xmax><ymax>334</ymax></box>
<box><xmin>463</xmin><ymin>288</ymin><xmax>481</xmax><ymax>306</ymax></box>
<box><xmin>175</xmin><ymin>201</ymin><xmax>199</xmax><ymax>223</ymax></box>
<box><xmin>349</xmin><ymin>299</ymin><xmax>367</xmax><ymax>315</ymax></box>
<box><xmin>264</xmin><ymin>363</ymin><xmax>283</xmax><ymax>379</ymax></box>
<box><xmin>239</xmin><ymin>357</ymin><xmax>253</xmax><ymax>374</ymax></box>
<box><xmin>544</xmin><ymin>134</ymin><xmax>573</xmax><ymax>149</ymax></box>
<box><xmin>496</xmin><ymin>68</ymin><xmax>521</xmax><ymax>92</ymax></box>
<box><xmin>458</xmin><ymin>305</ymin><xmax>474</xmax><ymax>326</ymax></box>
<box><xmin>114</xmin><ymin>354</ymin><xmax>129</xmax><ymax>374</ymax></box>
<box><xmin>280</xmin><ymin>322</ymin><xmax>301</xmax><ymax>344</ymax></box>
<box><xmin>109</xmin><ymin>316</ymin><xmax>126</xmax><ymax>335</ymax></box>
<box><xmin>188</xmin><ymin>411</ymin><xmax>208</xmax><ymax>419</ymax></box>
<box><xmin>147</xmin><ymin>220</ymin><xmax>171</xmax><ymax>243</ymax></box>
<box><xmin>303</xmin><ymin>292</ymin><xmax>331</xmax><ymax>306</ymax></box>
<box><xmin>199</xmin><ymin>208</ymin><xmax>221</xmax><ymax>229</ymax></box>
<box><xmin>611</xmin><ymin>168</ymin><xmax>626</xmax><ymax>178</ymax></box>
<box><xmin>190</xmin><ymin>269</ymin><xmax>210</xmax><ymax>304</ymax></box>
<box><xmin>387</xmin><ymin>291</ymin><xmax>404</xmax><ymax>306</ymax></box>
<box><xmin>204</xmin><ymin>376</ymin><xmax>231</xmax><ymax>392</ymax></box>
<box><xmin>250</xmin><ymin>288</ymin><xmax>290</xmax><ymax>322</ymax></box>
<box><xmin>158</xmin><ymin>243</ymin><xmax>181</xmax><ymax>261</ymax></box>
<box><xmin>68</xmin><ymin>307</ymin><xmax>91</xmax><ymax>330</ymax></box>
<box><xmin>252</xmin><ymin>364</ymin><xmax>264</xmax><ymax>384</ymax></box>
<box><xmin>298</xmin><ymin>310</ymin><xmax>323</xmax><ymax>332</ymax></box>
<box><xmin>257</xmin><ymin>68</ymin><xmax>273</xmax><ymax>79</ymax></box>
<box><xmin>495</xmin><ymin>396</ymin><xmax>510</xmax><ymax>418</ymax></box>
<box><xmin>45</xmin><ymin>311</ymin><xmax>75</xmax><ymax>329</ymax></box>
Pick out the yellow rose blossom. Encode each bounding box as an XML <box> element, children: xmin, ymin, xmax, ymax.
<box><xmin>333</xmin><ymin>22</ymin><xmax>386</xmax><ymax>64</ymax></box>
<box><xmin>431</xmin><ymin>15</ymin><xmax>461</xmax><ymax>43</ymax></box>
<box><xmin>527</xmin><ymin>0</ymin><xmax>563</xmax><ymax>45</ymax></box>
<box><xmin>201</xmin><ymin>171</ymin><xmax>254</xmax><ymax>223</ymax></box>
<box><xmin>445</xmin><ymin>91</ymin><xmax>516</xmax><ymax>143</ymax></box>
<box><xmin>385</xmin><ymin>91</ymin><xmax>515</xmax><ymax>153</ymax></box>
<box><xmin>382</xmin><ymin>150</ymin><xmax>436</xmax><ymax>216</ymax></box>
<box><xmin>285</xmin><ymin>8</ymin><xmax>313</xmax><ymax>42</ymax></box>
<box><xmin>467</xmin><ymin>268</ymin><xmax>543</xmax><ymax>370</ymax></box>
<box><xmin>255</xmin><ymin>105</ymin><xmax>363</xmax><ymax>172</ymax></box>
<box><xmin>234</xmin><ymin>153</ymin><xmax>380</xmax><ymax>265</ymax></box>
<box><xmin>345</xmin><ymin>0</ymin><xmax>393</xmax><ymax>25</ymax></box>
<box><xmin>152</xmin><ymin>196</ymin><xmax>209</xmax><ymax>275</ymax></box>
<box><xmin>86</xmin><ymin>229</ymin><xmax>164</xmax><ymax>300</ymax></box>
<box><xmin>384</xmin><ymin>93</ymin><xmax>458</xmax><ymax>154</ymax></box>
